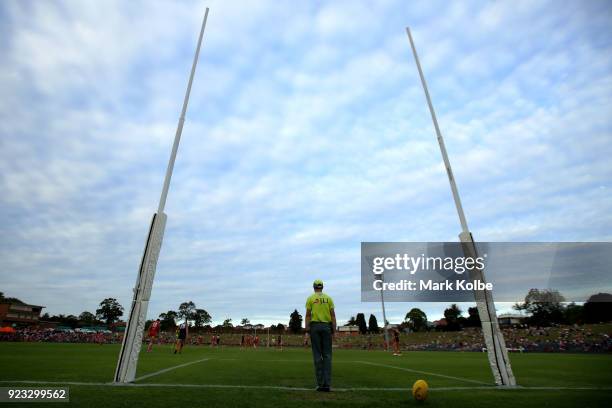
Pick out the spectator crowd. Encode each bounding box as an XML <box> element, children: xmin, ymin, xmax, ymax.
<box><xmin>1</xmin><ymin>325</ymin><xmax>610</xmax><ymax>353</ymax></box>
<box><xmin>0</xmin><ymin>329</ymin><xmax>120</xmax><ymax>344</ymax></box>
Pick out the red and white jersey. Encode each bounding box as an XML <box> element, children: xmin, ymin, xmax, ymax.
<box><xmin>149</xmin><ymin>320</ymin><xmax>161</xmax><ymax>336</ymax></box>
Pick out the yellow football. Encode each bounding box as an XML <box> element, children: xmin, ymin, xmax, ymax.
<box><xmin>412</xmin><ymin>379</ymin><xmax>429</xmax><ymax>401</ymax></box>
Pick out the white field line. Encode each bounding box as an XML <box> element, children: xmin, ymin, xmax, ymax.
<box><xmin>216</xmin><ymin>358</ymin><xmax>496</xmax><ymax>385</ymax></box>
<box><xmin>133</xmin><ymin>357</ymin><xmax>210</xmax><ymax>382</ymax></box>
<box><xmin>217</xmin><ymin>359</ymin><xmax>357</xmax><ymax>363</ymax></box>
<box><xmin>354</xmin><ymin>360</ymin><xmax>491</xmax><ymax>386</ymax></box>
<box><xmin>129</xmin><ymin>356</ymin><xmax>556</xmax><ymax>388</ymax></box>
<box><xmin>1</xmin><ymin>380</ymin><xmax>611</xmax><ymax>392</ymax></box>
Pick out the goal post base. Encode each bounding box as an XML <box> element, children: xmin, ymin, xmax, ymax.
<box><xmin>114</xmin><ymin>212</ymin><xmax>167</xmax><ymax>383</ymax></box>
<box><xmin>460</xmin><ymin>231</ymin><xmax>516</xmax><ymax>386</ymax></box>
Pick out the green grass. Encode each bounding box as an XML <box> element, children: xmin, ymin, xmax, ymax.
<box><xmin>0</xmin><ymin>343</ymin><xmax>611</xmax><ymax>407</ymax></box>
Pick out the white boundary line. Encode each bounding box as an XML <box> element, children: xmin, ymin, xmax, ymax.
<box><xmin>354</xmin><ymin>361</ymin><xmax>491</xmax><ymax>385</ymax></box>
<box><xmin>1</xmin><ymin>380</ymin><xmax>611</xmax><ymax>392</ymax></box>
<box><xmin>217</xmin><ymin>359</ymin><xmax>361</xmax><ymax>363</ymax></box>
<box><xmin>133</xmin><ymin>357</ymin><xmax>210</xmax><ymax>382</ymax></box>
<box><xmin>2</xmin><ymin>355</ymin><xmax>609</xmax><ymax>392</ymax></box>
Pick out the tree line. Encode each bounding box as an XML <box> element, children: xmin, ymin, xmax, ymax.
<box><xmin>38</xmin><ymin>297</ymin><xmax>125</xmax><ymax>328</ymax></box>
<box><xmin>513</xmin><ymin>290</ymin><xmax>612</xmax><ymax>327</ymax></box>
<box><xmin>6</xmin><ymin>289</ymin><xmax>610</xmax><ymax>332</ymax></box>
<box><xmin>156</xmin><ymin>301</ymin><xmax>211</xmax><ymax>330</ymax></box>
<box><xmin>339</xmin><ymin>290</ymin><xmax>612</xmax><ymax>334</ymax></box>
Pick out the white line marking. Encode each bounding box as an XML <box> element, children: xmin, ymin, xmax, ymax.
<box><xmin>216</xmin><ymin>359</ymin><xmax>356</xmax><ymax>363</ymax></box>
<box><xmin>0</xmin><ymin>380</ymin><xmax>611</xmax><ymax>392</ymax></box>
<box><xmin>354</xmin><ymin>360</ymin><xmax>491</xmax><ymax>385</ymax></box>
<box><xmin>133</xmin><ymin>357</ymin><xmax>210</xmax><ymax>382</ymax></box>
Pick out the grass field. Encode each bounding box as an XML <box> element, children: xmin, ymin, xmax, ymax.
<box><xmin>1</xmin><ymin>343</ymin><xmax>611</xmax><ymax>407</ymax></box>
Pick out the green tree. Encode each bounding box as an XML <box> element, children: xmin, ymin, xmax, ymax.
<box><xmin>159</xmin><ymin>310</ymin><xmax>178</xmax><ymax>331</ymax></box>
<box><xmin>368</xmin><ymin>314</ymin><xmax>379</xmax><ymax>333</ymax></box>
<box><xmin>346</xmin><ymin>316</ymin><xmax>357</xmax><ymax>326</ymax></box>
<box><xmin>289</xmin><ymin>309</ymin><xmax>303</xmax><ymax>333</ymax></box>
<box><xmin>564</xmin><ymin>303</ymin><xmax>584</xmax><ymax>325</ymax></box>
<box><xmin>96</xmin><ymin>298</ymin><xmax>124</xmax><ymax>325</ymax></box>
<box><xmin>518</xmin><ymin>288</ymin><xmax>565</xmax><ymax>305</ymax></box>
<box><xmin>514</xmin><ymin>289</ymin><xmax>566</xmax><ymax>326</ymax></box>
<box><xmin>193</xmin><ymin>309</ymin><xmax>212</xmax><ymax>328</ymax></box>
<box><xmin>241</xmin><ymin>318</ymin><xmax>250</xmax><ymax>326</ymax></box>
<box><xmin>405</xmin><ymin>308</ymin><xmax>428</xmax><ymax>332</ymax></box>
<box><xmin>47</xmin><ymin>314</ymin><xmax>79</xmax><ymax>328</ymax></box>
<box><xmin>355</xmin><ymin>313</ymin><xmax>368</xmax><ymax>334</ymax></box>
<box><xmin>178</xmin><ymin>301</ymin><xmax>196</xmax><ymax>325</ymax></box>
<box><xmin>465</xmin><ymin>307</ymin><xmax>481</xmax><ymax>327</ymax></box>
<box><xmin>443</xmin><ymin>304</ymin><xmax>462</xmax><ymax>331</ymax></box>
<box><xmin>65</xmin><ymin>315</ymin><xmax>79</xmax><ymax>328</ymax></box>
<box><xmin>222</xmin><ymin>318</ymin><xmax>233</xmax><ymax>328</ymax></box>
<box><xmin>583</xmin><ymin>293</ymin><xmax>612</xmax><ymax>323</ymax></box>
<box><xmin>78</xmin><ymin>311</ymin><xmax>96</xmax><ymax>326</ymax></box>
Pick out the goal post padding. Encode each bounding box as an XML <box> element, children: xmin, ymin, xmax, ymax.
<box><xmin>460</xmin><ymin>231</ymin><xmax>516</xmax><ymax>386</ymax></box>
<box><xmin>114</xmin><ymin>212</ymin><xmax>167</xmax><ymax>383</ymax></box>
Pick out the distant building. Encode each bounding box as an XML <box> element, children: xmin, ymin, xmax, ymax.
<box><xmin>0</xmin><ymin>297</ymin><xmax>45</xmax><ymax>328</ymax></box>
<box><xmin>38</xmin><ymin>320</ymin><xmax>59</xmax><ymax>329</ymax></box>
<box><xmin>497</xmin><ymin>314</ymin><xmax>524</xmax><ymax>327</ymax></box>
<box><xmin>337</xmin><ymin>325</ymin><xmax>360</xmax><ymax>336</ymax></box>
<box><xmin>110</xmin><ymin>321</ymin><xmax>126</xmax><ymax>332</ymax></box>
<box><xmin>235</xmin><ymin>324</ymin><xmax>265</xmax><ymax>331</ymax></box>
<box><xmin>433</xmin><ymin>318</ymin><xmax>447</xmax><ymax>329</ymax></box>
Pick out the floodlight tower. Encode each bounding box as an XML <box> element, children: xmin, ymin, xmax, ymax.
<box><xmin>405</xmin><ymin>27</ymin><xmax>516</xmax><ymax>386</ymax></box>
<box><xmin>114</xmin><ymin>7</ymin><xmax>209</xmax><ymax>383</ymax></box>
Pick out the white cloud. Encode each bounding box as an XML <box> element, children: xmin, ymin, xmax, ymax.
<box><xmin>1</xmin><ymin>0</ymin><xmax>611</xmax><ymax>324</ymax></box>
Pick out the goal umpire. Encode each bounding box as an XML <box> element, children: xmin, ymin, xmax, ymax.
<box><xmin>304</xmin><ymin>279</ymin><xmax>337</xmax><ymax>392</ymax></box>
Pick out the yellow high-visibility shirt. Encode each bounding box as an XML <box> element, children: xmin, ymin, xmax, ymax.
<box><xmin>306</xmin><ymin>292</ymin><xmax>335</xmax><ymax>323</ymax></box>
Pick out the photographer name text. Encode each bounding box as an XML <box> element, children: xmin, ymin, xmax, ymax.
<box><xmin>373</xmin><ymin>279</ymin><xmax>493</xmax><ymax>291</ymax></box>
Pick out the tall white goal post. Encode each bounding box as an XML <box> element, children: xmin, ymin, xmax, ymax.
<box><xmin>111</xmin><ymin>11</ymin><xmax>513</xmax><ymax>386</ymax></box>
<box><xmin>405</xmin><ymin>27</ymin><xmax>516</xmax><ymax>386</ymax></box>
<box><xmin>114</xmin><ymin>7</ymin><xmax>210</xmax><ymax>383</ymax></box>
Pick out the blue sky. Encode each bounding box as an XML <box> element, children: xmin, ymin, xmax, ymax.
<box><xmin>1</xmin><ymin>0</ymin><xmax>611</xmax><ymax>326</ymax></box>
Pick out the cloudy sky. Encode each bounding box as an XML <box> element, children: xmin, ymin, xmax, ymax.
<box><xmin>1</xmin><ymin>0</ymin><xmax>611</xmax><ymax>326</ymax></box>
